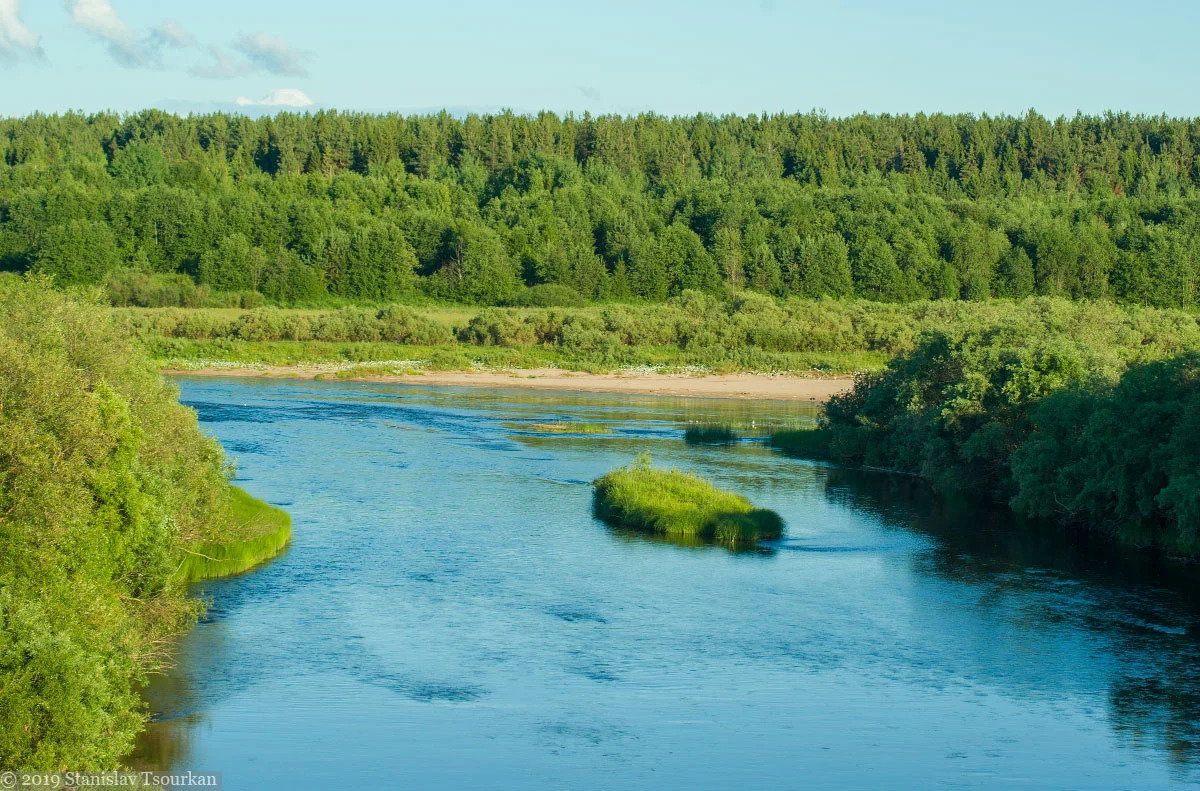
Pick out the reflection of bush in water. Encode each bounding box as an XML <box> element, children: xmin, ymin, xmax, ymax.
<box><xmin>602</xmin><ymin>524</ymin><xmax>776</xmax><ymax>557</ymax></box>
<box><xmin>819</xmin><ymin>464</ymin><xmax>1200</xmax><ymax>770</ymax></box>
<box><xmin>768</xmin><ymin>428</ymin><xmax>834</xmax><ymax>460</ymax></box>
<box><xmin>126</xmin><ymin>712</ymin><xmax>202</xmax><ymax>772</ymax></box>
<box><xmin>821</xmin><ymin>466</ymin><xmax>1200</xmax><ymax>587</ymax></box>
<box><xmin>1110</xmin><ymin>675</ymin><xmax>1200</xmax><ymax>770</ymax></box>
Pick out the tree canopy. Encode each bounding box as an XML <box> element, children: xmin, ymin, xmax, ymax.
<box><xmin>3</xmin><ymin>110</ymin><xmax>1200</xmax><ymax>306</ymax></box>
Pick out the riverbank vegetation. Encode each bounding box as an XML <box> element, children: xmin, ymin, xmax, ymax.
<box><xmin>807</xmin><ymin>323</ymin><xmax>1200</xmax><ymax>554</ymax></box>
<box><xmin>177</xmin><ymin>487</ymin><xmax>292</xmax><ymax>582</ymax></box>
<box><xmin>117</xmin><ymin>293</ymin><xmax>1198</xmax><ymax>377</ymax></box>
<box><xmin>5</xmin><ymin>112</ymin><xmax>1200</xmax><ymax>310</ymax></box>
<box><xmin>593</xmin><ymin>454</ymin><xmax>783</xmax><ymax>545</ymax></box>
<box><xmin>0</xmin><ymin>277</ymin><xmax>287</xmax><ymax>770</ymax></box>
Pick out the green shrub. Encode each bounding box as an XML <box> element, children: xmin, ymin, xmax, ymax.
<box><xmin>459</xmin><ymin>307</ymin><xmax>536</xmax><ymax>346</ymax></box>
<box><xmin>377</xmin><ymin>305</ymin><xmax>455</xmax><ymax>345</ymax></box>
<box><xmin>1009</xmin><ymin>353</ymin><xmax>1200</xmax><ymax>552</ymax></box>
<box><xmin>509</xmin><ymin>283</ymin><xmax>588</xmax><ymax>307</ymax></box>
<box><xmin>105</xmin><ymin>269</ymin><xmax>211</xmax><ymax>308</ymax></box>
<box><xmin>425</xmin><ymin>347</ymin><xmax>475</xmax><ymax>370</ymax></box>
<box><xmin>822</xmin><ymin>315</ymin><xmax>1200</xmax><ymax>553</ymax></box>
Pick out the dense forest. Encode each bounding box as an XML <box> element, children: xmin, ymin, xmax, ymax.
<box><xmin>3</xmin><ymin>110</ymin><xmax>1200</xmax><ymax>307</ymax></box>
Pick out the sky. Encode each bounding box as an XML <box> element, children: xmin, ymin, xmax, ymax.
<box><xmin>0</xmin><ymin>0</ymin><xmax>1196</xmax><ymax>118</ymax></box>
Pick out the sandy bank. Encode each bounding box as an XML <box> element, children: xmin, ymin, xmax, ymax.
<box><xmin>165</xmin><ymin>365</ymin><xmax>853</xmax><ymax>401</ymax></box>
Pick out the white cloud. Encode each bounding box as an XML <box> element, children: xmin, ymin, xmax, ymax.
<box><xmin>189</xmin><ymin>44</ymin><xmax>244</xmax><ymax>78</ymax></box>
<box><xmin>63</xmin><ymin>0</ymin><xmax>148</xmax><ymax>66</ymax></box>
<box><xmin>235</xmin><ymin>88</ymin><xmax>314</xmax><ymax>108</ymax></box>
<box><xmin>151</xmin><ymin>19</ymin><xmax>193</xmax><ymax>49</ymax></box>
<box><xmin>0</xmin><ymin>0</ymin><xmax>41</xmax><ymax>61</ymax></box>
<box><xmin>233</xmin><ymin>32</ymin><xmax>308</xmax><ymax>77</ymax></box>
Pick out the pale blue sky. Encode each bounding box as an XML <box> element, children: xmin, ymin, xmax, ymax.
<box><xmin>0</xmin><ymin>0</ymin><xmax>1195</xmax><ymax>117</ymax></box>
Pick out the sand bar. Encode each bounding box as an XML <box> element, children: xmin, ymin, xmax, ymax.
<box><xmin>166</xmin><ymin>366</ymin><xmax>854</xmax><ymax>401</ymax></box>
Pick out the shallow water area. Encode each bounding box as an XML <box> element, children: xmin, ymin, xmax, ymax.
<box><xmin>133</xmin><ymin>376</ymin><xmax>1200</xmax><ymax>790</ymax></box>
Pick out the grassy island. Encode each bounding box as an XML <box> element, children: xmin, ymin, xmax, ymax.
<box><xmin>593</xmin><ymin>455</ymin><xmax>783</xmax><ymax>545</ymax></box>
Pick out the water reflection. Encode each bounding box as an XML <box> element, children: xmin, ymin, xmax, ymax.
<box><xmin>820</xmin><ymin>466</ymin><xmax>1200</xmax><ymax>774</ymax></box>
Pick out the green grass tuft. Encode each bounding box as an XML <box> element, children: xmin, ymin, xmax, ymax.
<box><xmin>592</xmin><ymin>454</ymin><xmax>783</xmax><ymax>546</ymax></box>
<box><xmin>177</xmin><ymin>486</ymin><xmax>292</xmax><ymax>582</ymax></box>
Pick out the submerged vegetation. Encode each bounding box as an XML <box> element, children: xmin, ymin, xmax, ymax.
<box><xmin>520</xmin><ymin>422</ymin><xmax>611</xmax><ymax>434</ymax></box>
<box><xmin>593</xmin><ymin>454</ymin><xmax>783</xmax><ymax>546</ymax></box>
<box><xmin>683</xmin><ymin>424</ymin><xmax>738</xmax><ymax>444</ymax></box>
<box><xmin>0</xmin><ymin>277</ymin><xmax>287</xmax><ymax>770</ymax></box>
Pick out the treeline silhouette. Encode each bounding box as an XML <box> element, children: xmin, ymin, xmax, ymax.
<box><xmin>3</xmin><ymin>109</ymin><xmax>1200</xmax><ymax>306</ymax></box>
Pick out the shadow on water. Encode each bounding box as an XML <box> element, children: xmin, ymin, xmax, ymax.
<box><xmin>682</xmin><ymin>425</ymin><xmax>739</xmax><ymax>446</ymax></box>
<box><xmin>819</xmin><ymin>465</ymin><xmax>1200</xmax><ymax>770</ymax></box>
<box><xmin>600</xmin><ymin>521</ymin><xmax>777</xmax><ymax>557</ymax></box>
<box><xmin>126</xmin><ymin>607</ymin><xmax>232</xmax><ymax>771</ymax></box>
<box><xmin>127</xmin><ymin>676</ymin><xmax>204</xmax><ymax>772</ymax></box>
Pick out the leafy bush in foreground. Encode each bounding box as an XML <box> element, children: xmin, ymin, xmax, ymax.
<box><xmin>0</xmin><ymin>277</ymin><xmax>276</xmax><ymax>769</ymax></box>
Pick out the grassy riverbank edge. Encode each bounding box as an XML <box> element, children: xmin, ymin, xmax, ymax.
<box><xmin>177</xmin><ymin>487</ymin><xmax>292</xmax><ymax>582</ymax></box>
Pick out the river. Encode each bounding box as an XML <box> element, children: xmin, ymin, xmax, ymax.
<box><xmin>132</xmin><ymin>377</ymin><xmax>1200</xmax><ymax>789</ymax></box>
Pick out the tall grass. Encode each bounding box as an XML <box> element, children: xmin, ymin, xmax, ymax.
<box><xmin>593</xmin><ymin>454</ymin><xmax>783</xmax><ymax>545</ymax></box>
<box><xmin>176</xmin><ymin>487</ymin><xmax>292</xmax><ymax>582</ymax></box>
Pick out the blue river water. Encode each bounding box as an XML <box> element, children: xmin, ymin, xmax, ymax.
<box><xmin>133</xmin><ymin>376</ymin><xmax>1200</xmax><ymax>790</ymax></box>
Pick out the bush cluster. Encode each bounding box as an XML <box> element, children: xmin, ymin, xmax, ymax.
<box><xmin>820</xmin><ymin>320</ymin><xmax>1200</xmax><ymax>553</ymax></box>
<box><xmin>117</xmin><ymin>294</ymin><xmax>1200</xmax><ymax>370</ymax></box>
<box><xmin>0</xmin><ymin>277</ymin><xmax>256</xmax><ymax>769</ymax></box>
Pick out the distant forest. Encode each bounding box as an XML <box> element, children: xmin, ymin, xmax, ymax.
<box><xmin>3</xmin><ymin>110</ymin><xmax>1200</xmax><ymax>307</ymax></box>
